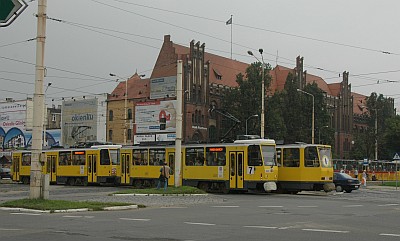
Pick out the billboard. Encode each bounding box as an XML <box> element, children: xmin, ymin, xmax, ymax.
<box><xmin>150</xmin><ymin>76</ymin><xmax>177</xmax><ymax>99</ymax></box>
<box><xmin>135</xmin><ymin>100</ymin><xmax>177</xmax><ymax>134</ymax></box>
<box><xmin>62</xmin><ymin>98</ymin><xmax>99</xmax><ymax>147</ymax></box>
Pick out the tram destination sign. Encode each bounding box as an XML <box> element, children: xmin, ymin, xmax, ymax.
<box><xmin>0</xmin><ymin>0</ymin><xmax>27</xmax><ymax>27</ymax></box>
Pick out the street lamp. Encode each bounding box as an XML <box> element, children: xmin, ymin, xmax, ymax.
<box><xmin>43</xmin><ymin>82</ymin><xmax>52</xmax><ymax>147</ymax></box>
<box><xmin>248</xmin><ymin>49</ymin><xmax>265</xmax><ymax>139</ymax></box>
<box><xmin>297</xmin><ymin>89</ymin><xmax>315</xmax><ymax>144</ymax></box>
<box><xmin>246</xmin><ymin>114</ymin><xmax>258</xmax><ymax>135</ymax></box>
<box><xmin>318</xmin><ymin>125</ymin><xmax>329</xmax><ymax>144</ymax></box>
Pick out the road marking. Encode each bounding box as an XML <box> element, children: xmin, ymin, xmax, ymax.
<box><xmin>302</xmin><ymin>228</ymin><xmax>349</xmax><ymax>233</ymax></box>
<box><xmin>11</xmin><ymin>213</ymin><xmax>41</xmax><ymax>216</ymax></box>
<box><xmin>343</xmin><ymin>205</ymin><xmax>363</xmax><ymax>207</ymax></box>
<box><xmin>244</xmin><ymin>226</ymin><xmax>278</xmax><ymax>229</ymax></box>
<box><xmin>63</xmin><ymin>215</ymin><xmax>83</xmax><ymax>218</ymax></box>
<box><xmin>258</xmin><ymin>206</ymin><xmax>283</xmax><ymax>208</ymax></box>
<box><xmin>380</xmin><ymin>233</ymin><xmax>400</xmax><ymax>237</ymax></box>
<box><xmin>297</xmin><ymin>206</ymin><xmax>318</xmax><ymax>208</ymax></box>
<box><xmin>184</xmin><ymin>222</ymin><xmax>216</xmax><ymax>226</ymax></box>
<box><xmin>378</xmin><ymin>204</ymin><xmax>399</xmax><ymax>207</ymax></box>
<box><xmin>119</xmin><ymin>218</ymin><xmax>150</xmax><ymax>221</ymax></box>
<box><xmin>160</xmin><ymin>206</ymin><xmax>188</xmax><ymax>209</ymax></box>
<box><xmin>212</xmin><ymin>206</ymin><xmax>239</xmax><ymax>208</ymax></box>
<box><xmin>0</xmin><ymin>228</ymin><xmax>22</xmax><ymax>231</ymax></box>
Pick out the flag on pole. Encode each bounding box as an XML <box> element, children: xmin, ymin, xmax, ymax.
<box><xmin>226</xmin><ymin>16</ymin><xmax>232</xmax><ymax>25</ymax></box>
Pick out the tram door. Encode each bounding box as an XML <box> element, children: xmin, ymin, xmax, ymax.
<box><xmin>167</xmin><ymin>152</ymin><xmax>175</xmax><ymax>186</ymax></box>
<box><xmin>87</xmin><ymin>154</ymin><xmax>97</xmax><ymax>183</ymax></box>
<box><xmin>121</xmin><ymin>153</ymin><xmax>130</xmax><ymax>184</ymax></box>
<box><xmin>12</xmin><ymin>156</ymin><xmax>20</xmax><ymax>182</ymax></box>
<box><xmin>229</xmin><ymin>151</ymin><xmax>244</xmax><ymax>189</ymax></box>
<box><xmin>46</xmin><ymin>155</ymin><xmax>57</xmax><ymax>182</ymax></box>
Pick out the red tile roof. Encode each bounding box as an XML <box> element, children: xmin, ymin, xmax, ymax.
<box><xmin>108</xmin><ymin>73</ymin><xmax>149</xmax><ymax>101</ymax></box>
<box><xmin>352</xmin><ymin>92</ymin><xmax>368</xmax><ymax>115</ymax></box>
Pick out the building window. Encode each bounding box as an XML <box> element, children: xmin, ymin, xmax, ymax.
<box><xmin>52</xmin><ymin>114</ymin><xmax>56</xmax><ymax>122</ymax></box>
<box><xmin>109</xmin><ymin>130</ymin><xmax>113</xmax><ymax>142</ymax></box>
<box><xmin>109</xmin><ymin>110</ymin><xmax>113</xmax><ymax>121</ymax></box>
<box><xmin>127</xmin><ymin>129</ymin><xmax>132</xmax><ymax>141</ymax></box>
<box><xmin>128</xmin><ymin>109</ymin><xmax>132</xmax><ymax>120</ymax></box>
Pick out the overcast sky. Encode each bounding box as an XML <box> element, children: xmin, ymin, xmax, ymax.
<box><xmin>1</xmin><ymin>0</ymin><xmax>399</xmax><ymax>112</ymax></box>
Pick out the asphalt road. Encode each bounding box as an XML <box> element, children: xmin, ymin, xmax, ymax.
<box><xmin>0</xmin><ymin>183</ymin><xmax>399</xmax><ymax>241</ymax></box>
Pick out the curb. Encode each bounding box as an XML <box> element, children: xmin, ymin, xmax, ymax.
<box><xmin>113</xmin><ymin>193</ymin><xmax>208</xmax><ymax>197</ymax></box>
<box><xmin>0</xmin><ymin>205</ymin><xmax>138</xmax><ymax>213</ymax></box>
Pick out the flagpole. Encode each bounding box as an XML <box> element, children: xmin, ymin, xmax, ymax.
<box><xmin>230</xmin><ymin>15</ymin><xmax>233</xmax><ymax>59</ymax></box>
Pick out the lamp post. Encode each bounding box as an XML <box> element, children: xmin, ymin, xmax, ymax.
<box><xmin>246</xmin><ymin>114</ymin><xmax>258</xmax><ymax>135</ymax></box>
<box><xmin>43</xmin><ymin>82</ymin><xmax>52</xmax><ymax>147</ymax></box>
<box><xmin>297</xmin><ymin>89</ymin><xmax>315</xmax><ymax>144</ymax></box>
<box><xmin>247</xmin><ymin>49</ymin><xmax>265</xmax><ymax>139</ymax></box>
<box><xmin>318</xmin><ymin>125</ymin><xmax>328</xmax><ymax>144</ymax></box>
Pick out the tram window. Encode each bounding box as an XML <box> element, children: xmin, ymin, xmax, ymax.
<box><xmin>109</xmin><ymin>149</ymin><xmax>120</xmax><ymax>165</ymax></box>
<box><xmin>185</xmin><ymin>148</ymin><xmax>204</xmax><ymax>166</ymax></box>
<box><xmin>248</xmin><ymin>145</ymin><xmax>262</xmax><ymax>166</ymax></box>
<box><xmin>282</xmin><ymin>148</ymin><xmax>300</xmax><ymax>167</ymax></box>
<box><xmin>22</xmin><ymin>153</ymin><xmax>32</xmax><ymax>166</ymax></box>
<box><xmin>262</xmin><ymin>145</ymin><xmax>276</xmax><ymax>166</ymax></box>
<box><xmin>149</xmin><ymin>149</ymin><xmax>166</xmax><ymax>166</ymax></box>
<box><xmin>72</xmin><ymin>151</ymin><xmax>86</xmax><ymax>165</ymax></box>
<box><xmin>206</xmin><ymin>147</ymin><xmax>226</xmax><ymax>166</ymax></box>
<box><xmin>100</xmin><ymin>149</ymin><xmax>111</xmax><ymax>165</ymax></box>
<box><xmin>59</xmin><ymin>152</ymin><xmax>71</xmax><ymax>166</ymax></box>
<box><xmin>169</xmin><ymin>154</ymin><xmax>174</xmax><ymax>173</ymax></box>
<box><xmin>238</xmin><ymin>153</ymin><xmax>243</xmax><ymax>176</ymax></box>
<box><xmin>304</xmin><ymin>146</ymin><xmax>319</xmax><ymax>167</ymax></box>
<box><xmin>133</xmin><ymin>150</ymin><xmax>148</xmax><ymax>165</ymax></box>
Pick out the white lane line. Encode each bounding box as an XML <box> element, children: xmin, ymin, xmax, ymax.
<box><xmin>184</xmin><ymin>222</ymin><xmax>216</xmax><ymax>226</ymax></box>
<box><xmin>0</xmin><ymin>228</ymin><xmax>23</xmax><ymax>231</ymax></box>
<box><xmin>343</xmin><ymin>205</ymin><xmax>363</xmax><ymax>208</ymax></box>
<box><xmin>378</xmin><ymin>204</ymin><xmax>399</xmax><ymax>207</ymax></box>
<box><xmin>380</xmin><ymin>233</ymin><xmax>400</xmax><ymax>237</ymax></box>
<box><xmin>244</xmin><ymin>226</ymin><xmax>278</xmax><ymax>229</ymax></box>
<box><xmin>258</xmin><ymin>206</ymin><xmax>283</xmax><ymax>208</ymax></box>
<box><xmin>212</xmin><ymin>206</ymin><xmax>239</xmax><ymax>208</ymax></box>
<box><xmin>10</xmin><ymin>213</ymin><xmax>41</xmax><ymax>216</ymax></box>
<box><xmin>302</xmin><ymin>228</ymin><xmax>349</xmax><ymax>233</ymax></box>
<box><xmin>119</xmin><ymin>218</ymin><xmax>150</xmax><ymax>221</ymax></box>
<box><xmin>62</xmin><ymin>215</ymin><xmax>83</xmax><ymax>218</ymax></box>
<box><xmin>297</xmin><ymin>206</ymin><xmax>318</xmax><ymax>208</ymax></box>
<box><xmin>160</xmin><ymin>206</ymin><xmax>188</xmax><ymax>209</ymax></box>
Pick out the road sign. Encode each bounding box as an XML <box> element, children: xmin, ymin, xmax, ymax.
<box><xmin>0</xmin><ymin>0</ymin><xmax>27</xmax><ymax>27</ymax></box>
<box><xmin>394</xmin><ymin>153</ymin><xmax>400</xmax><ymax>160</ymax></box>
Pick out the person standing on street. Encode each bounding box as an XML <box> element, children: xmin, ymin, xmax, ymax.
<box><xmin>362</xmin><ymin>170</ymin><xmax>367</xmax><ymax>187</ymax></box>
<box><xmin>354</xmin><ymin>168</ymin><xmax>359</xmax><ymax>179</ymax></box>
<box><xmin>157</xmin><ymin>162</ymin><xmax>171</xmax><ymax>191</ymax></box>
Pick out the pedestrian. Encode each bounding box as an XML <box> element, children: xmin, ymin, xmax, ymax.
<box><xmin>157</xmin><ymin>162</ymin><xmax>171</xmax><ymax>191</ymax></box>
<box><xmin>354</xmin><ymin>168</ymin><xmax>358</xmax><ymax>179</ymax></box>
<box><xmin>362</xmin><ymin>170</ymin><xmax>367</xmax><ymax>187</ymax></box>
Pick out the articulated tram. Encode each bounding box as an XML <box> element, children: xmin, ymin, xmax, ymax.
<box><xmin>11</xmin><ymin>145</ymin><xmax>121</xmax><ymax>185</ymax></box>
<box><xmin>276</xmin><ymin>143</ymin><xmax>335</xmax><ymax>193</ymax></box>
<box><xmin>11</xmin><ymin>139</ymin><xmax>279</xmax><ymax>193</ymax></box>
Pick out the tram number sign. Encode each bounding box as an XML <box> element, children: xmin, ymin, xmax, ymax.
<box><xmin>247</xmin><ymin>166</ymin><xmax>255</xmax><ymax>175</ymax></box>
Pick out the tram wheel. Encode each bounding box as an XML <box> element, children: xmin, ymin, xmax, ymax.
<box><xmin>198</xmin><ymin>182</ymin><xmax>209</xmax><ymax>192</ymax></box>
<box><xmin>22</xmin><ymin>177</ymin><xmax>29</xmax><ymax>185</ymax></box>
<box><xmin>67</xmin><ymin>178</ymin><xmax>75</xmax><ymax>186</ymax></box>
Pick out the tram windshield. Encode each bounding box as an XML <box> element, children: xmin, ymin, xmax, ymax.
<box><xmin>318</xmin><ymin>147</ymin><xmax>332</xmax><ymax>168</ymax></box>
<box><xmin>262</xmin><ymin>145</ymin><xmax>276</xmax><ymax>166</ymax></box>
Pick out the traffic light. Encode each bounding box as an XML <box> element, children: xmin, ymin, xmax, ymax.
<box><xmin>159</xmin><ymin>117</ymin><xmax>166</xmax><ymax>130</ymax></box>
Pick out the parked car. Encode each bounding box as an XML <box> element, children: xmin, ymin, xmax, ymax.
<box><xmin>0</xmin><ymin>167</ymin><xmax>11</xmax><ymax>179</ymax></box>
<box><xmin>333</xmin><ymin>172</ymin><xmax>360</xmax><ymax>193</ymax></box>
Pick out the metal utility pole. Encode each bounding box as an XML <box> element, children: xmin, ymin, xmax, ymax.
<box><xmin>375</xmin><ymin>109</ymin><xmax>378</xmax><ymax>160</ymax></box>
<box><xmin>30</xmin><ymin>0</ymin><xmax>48</xmax><ymax>199</ymax></box>
<box><xmin>175</xmin><ymin>60</ymin><xmax>183</xmax><ymax>187</ymax></box>
<box><xmin>297</xmin><ymin>89</ymin><xmax>315</xmax><ymax>144</ymax></box>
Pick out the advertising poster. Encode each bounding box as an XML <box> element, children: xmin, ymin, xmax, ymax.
<box><xmin>135</xmin><ymin>100</ymin><xmax>177</xmax><ymax>134</ymax></box>
<box><xmin>0</xmin><ymin>100</ymin><xmax>27</xmax><ymax>149</ymax></box>
<box><xmin>150</xmin><ymin>76</ymin><xmax>177</xmax><ymax>99</ymax></box>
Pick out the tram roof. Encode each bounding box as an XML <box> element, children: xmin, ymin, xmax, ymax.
<box><xmin>276</xmin><ymin>143</ymin><xmax>331</xmax><ymax>148</ymax></box>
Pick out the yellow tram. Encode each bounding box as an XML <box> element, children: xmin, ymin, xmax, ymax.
<box><xmin>119</xmin><ymin>139</ymin><xmax>278</xmax><ymax>193</ymax></box>
<box><xmin>276</xmin><ymin>143</ymin><xmax>335</xmax><ymax>193</ymax></box>
<box><xmin>11</xmin><ymin>145</ymin><xmax>121</xmax><ymax>185</ymax></box>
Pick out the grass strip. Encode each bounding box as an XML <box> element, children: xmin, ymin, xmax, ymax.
<box><xmin>1</xmin><ymin>199</ymin><xmax>135</xmax><ymax>211</ymax></box>
<box><xmin>114</xmin><ymin>186</ymin><xmax>206</xmax><ymax>195</ymax></box>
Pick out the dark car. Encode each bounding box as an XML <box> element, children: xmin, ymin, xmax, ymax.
<box><xmin>333</xmin><ymin>172</ymin><xmax>360</xmax><ymax>193</ymax></box>
<box><xmin>0</xmin><ymin>167</ymin><xmax>11</xmax><ymax>179</ymax></box>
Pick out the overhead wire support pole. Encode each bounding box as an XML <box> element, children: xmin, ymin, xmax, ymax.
<box><xmin>297</xmin><ymin>89</ymin><xmax>315</xmax><ymax>144</ymax></box>
<box><xmin>30</xmin><ymin>0</ymin><xmax>48</xmax><ymax>199</ymax></box>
